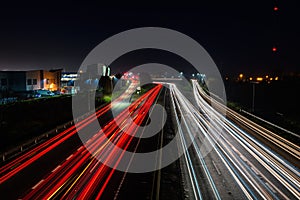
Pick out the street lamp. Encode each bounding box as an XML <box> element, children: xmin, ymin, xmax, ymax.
<box><xmin>250</xmin><ymin>81</ymin><xmax>259</xmax><ymax>112</ymax></box>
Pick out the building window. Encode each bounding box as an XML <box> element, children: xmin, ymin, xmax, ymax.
<box><xmin>27</xmin><ymin>79</ymin><xmax>32</xmax><ymax>85</ymax></box>
<box><xmin>1</xmin><ymin>78</ymin><xmax>7</xmax><ymax>86</ymax></box>
<box><xmin>32</xmin><ymin>79</ymin><xmax>37</xmax><ymax>85</ymax></box>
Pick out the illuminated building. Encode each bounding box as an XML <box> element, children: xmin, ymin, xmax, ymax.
<box><xmin>0</xmin><ymin>69</ymin><xmax>62</xmax><ymax>95</ymax></box>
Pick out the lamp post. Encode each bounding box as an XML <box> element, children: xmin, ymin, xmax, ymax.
<box><xmin>250</xmin><ymin>81</ymin><xmax>259</xmax><ymax>112</ymax></box>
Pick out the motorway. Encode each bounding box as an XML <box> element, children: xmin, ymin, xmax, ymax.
<box><xmin>187</xmin><ymin>80</ymin><xmax>299</xmax><ymax>199</ymax></box>
<box><xmin>168</xmin><ymin>82</ymin><xmax>246</xmax><ymax>199</ymax></box>
<box><xmin>0</xmin><ymin>82</ymin><xmax>165</xmax><ymax>199</ymax></box>
<box><xmin>0</xmin><ymin>79</ymin><xmax>299</xmax><ymax>199</ymax></box>
<box><xmin>157</xmin><ymin>80</ymin><xmax>299</xmax><ymax>199</ymax></box>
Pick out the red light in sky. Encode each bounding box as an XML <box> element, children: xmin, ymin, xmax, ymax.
<box><xmin>272</xmin><ymin>47</ymin><xmax>277</xmax><ymax>52</ymax></box>
<box><xmin>274</xmin><ymin>6</ymin><xmax>279</xmax><ymax>11</ymax></box>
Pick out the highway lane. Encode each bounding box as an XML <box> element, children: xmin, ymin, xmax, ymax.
<box><xmin>196</xmin><ymin>82</ymin><xmax>299</xmax><ymax>167</ymax></box>
<box><xmin>0</xmin><ymin>82</ymin><xmax>184</xmax><ymax>200</ymax></box>
<box><xmin>165</xmin><ymin>80</ymin><xmax>299</xmax><ymax>199</ymax></box>
<box><xmin>192</xmin><ymin>80</ymin><xmax>300</xmax><ymax>199</ymax></box>
<box><xmin>112</xmin><ymin>85</ymin><xmax>185</xmax><ymax>200</ymax></box>
<box><xmin>112</xmin><ymin>85</ymin><xmax>167</xmax><ymax>200</ymax></box>
<box><xmin>0</xmin><ymin>81</ymin><xmax>142</xmax><ymax>199</ymax></box>
<box><xmin>1</xmin><ymin>78</ymin><xmax>298</xmax><ymax>199</ymax></box>
<box><xmin>18</xmin><ymin>84</ymin><xmax>163</xmax><ymax>199</ymax></box>
<box><xmin>168</xmin><ymin>82</ymin><xmax>246</xmax><ymax>200</ymax></box>
<box><xmin>151</xmin><ymin>85</ymin><xmax>167</xmax><ymax>200</ymax></box>
<box><xmin>0</xmin><ymin>81</ymin><xmax>138</xmax><ymax>184</ymax></box>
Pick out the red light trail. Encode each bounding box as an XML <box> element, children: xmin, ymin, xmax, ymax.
<box><xmin>15</xmin><ymin>84</ymin><xmax>162</xmax><ymax>199</ymax></box>
<box><xmin>0</xmin><ymin>81</ymin><xmax>139</xmax><ymax>183</ymax></box>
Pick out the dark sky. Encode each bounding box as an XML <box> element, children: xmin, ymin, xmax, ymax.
<box><xmin>0</xmin><ymin>1</ymin><xmax>299</xmax><ymax>76</ymax></box>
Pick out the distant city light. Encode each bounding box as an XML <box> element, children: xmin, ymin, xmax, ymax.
<box><xmin>234</xmin><ymin>75</ymin><xmax>280</xmax><ymax>82</ymax></box>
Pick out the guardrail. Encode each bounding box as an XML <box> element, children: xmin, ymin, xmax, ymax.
<box><xmin>0</xmin><ymin>108</ymin><xmax>98</xmax><ymax>162</ymax></box>
<box><xmin>240</xmin><ymin>109</ymin><xmax>300</xmax><ymax>139</ymax></box>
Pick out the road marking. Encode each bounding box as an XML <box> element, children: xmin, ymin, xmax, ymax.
<box><xmin>240</xmin><ymin>155</ymin><xmax>247</xmax><ymax>162</ymax></box>
<box><xmin>51</xmin><ymin>165</ymin><xmax>61</xmax><ymax>173</ymax></box>
<box><xmin>90</xmin><ymin>162</ymin><xmax>98</xmax><ymax>173</ymax></box>
<box><xmin>265</xmin><ymin>182</ymin><xmax>277</xmax><ymax>193</ymax></box>
<box><xmin>10</xmin><ymin>162</ymin><xmax>21</xmax><ymax>170</ymax></box>
<box><xmin>212</xmin><ymin>161</ymin><xmax>222</xmax><ymax>176</ymax></box>
<box><xmin>66</xmin><ymin>154</ymin><xmax>73</xmax><ymax>160</ymax></box>
<box><xmin>250</xmin><ymin>166</ymin><xmax>259</xmax><ymax>175</ymax></box>
<box><xmin>32</xmin><ymin>179</ymin><xmax>44</xmax><ymax>190</ymax></box>
<box><xmin>28</xmin><ymin>151</ymin><xmax>37</xmax><ymax>158</ymax></box>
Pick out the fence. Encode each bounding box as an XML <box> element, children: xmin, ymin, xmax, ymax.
<box><xmin>0</xmin><ymin>97</ymin><xmax>18</xmax><ymax>105</ymax></box>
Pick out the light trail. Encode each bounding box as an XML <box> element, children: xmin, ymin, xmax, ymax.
<box><xmin>0</xmin><ymin>81</ymin><xmax>139</xmax><ymax>184</ymax></box>
<box><xmin>2</xmin><ymin>78</ymin><xmax>299</xmax><ymax>199</ymax></box>
<box><xmin>20</xmin><ymin>84</ymin><xmax>162</xmax><ymax>199</ymax></box>
<box><xmin>191</xmin><ymin>80</ymin><xmax>300</xmax><ymax>199</ymax></box>
<box><xmin>161</xmin><ymin>80</ymin><xmax>299</xmax><ymax>199</ymax></box>
<box><xmin>168</xmin><ymin>83</ymin><xmax>221</xmax><ymax>200</ymax></box>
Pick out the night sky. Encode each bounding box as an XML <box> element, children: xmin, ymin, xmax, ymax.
<box><xmin>0</xmin><ymin>1</ymin><xmax>299</xmax><ymax>76</ymax></box>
